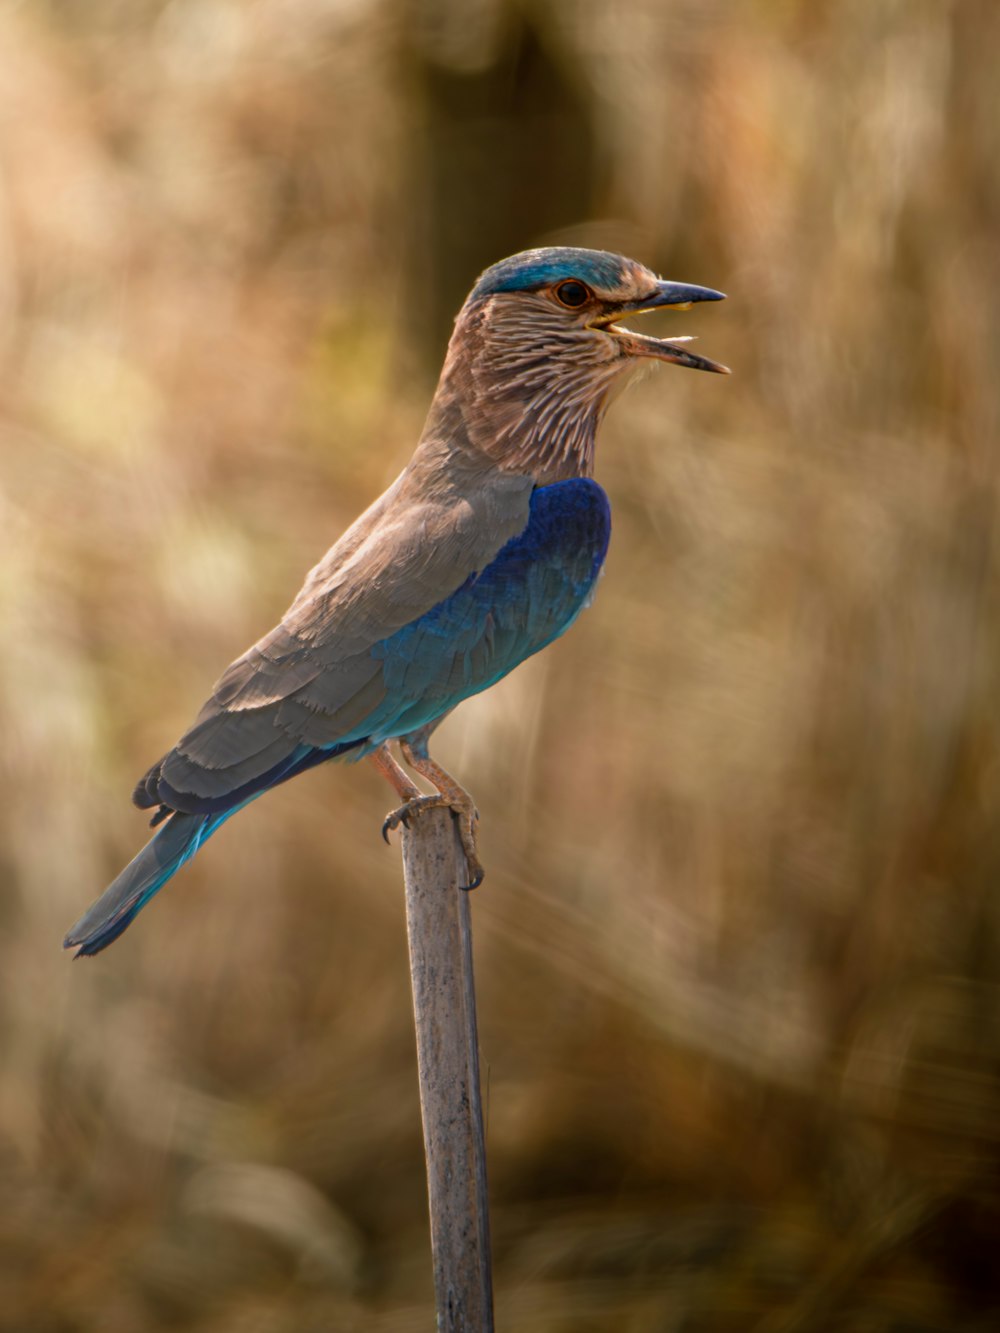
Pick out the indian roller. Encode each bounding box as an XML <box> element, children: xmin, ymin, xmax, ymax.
<box><xmin>65</xmin><ymin>247</ymin><xmax>727</xmax><ymax>956</ymax></box>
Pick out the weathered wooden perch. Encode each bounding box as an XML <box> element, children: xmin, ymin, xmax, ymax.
<box><xmin>401</xmin><ymin>806</ymin><xmax>494</xmax><ymax>1332</ymax></box>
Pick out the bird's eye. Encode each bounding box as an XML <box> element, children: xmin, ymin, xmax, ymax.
<box><xmin>554</xmin><ymin>280</ymin><xmax>591</xmax><ymax>308</ymax></box>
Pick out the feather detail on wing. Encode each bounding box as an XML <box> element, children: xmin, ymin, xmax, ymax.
<box><xmin>136</xmin><ymin>477</ymin><xmax>609</xmax><ymax>817</ymax></box>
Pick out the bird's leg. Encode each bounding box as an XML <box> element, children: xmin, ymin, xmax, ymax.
<box><xmin>369</xmin><ymin>743</ymin><xmax>423</xmax><ymax>803</ymax></box>
<box><xmin>381</xmin><ymin>724</ymin><xmax>484</xmax><ymax>890</ymax></box>
<box><xmin>371</xmin><ymin>738</ymin><xmax>443</xmax><ymax>844</ymax></box>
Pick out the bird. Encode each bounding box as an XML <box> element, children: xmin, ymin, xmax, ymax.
<box><xmin>64</xmin><ymin>247</ymin><xmax>727</xmax><ymax>957</ymax></box>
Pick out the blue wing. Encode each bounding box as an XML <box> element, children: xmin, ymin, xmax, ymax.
<box><xmin>66</xmin><ymin>479</ymin><xmax>610</xmax><ymax>955</ymax></box>
<box><xmin>151</xmin><ymin>477</ymin><xmax>611</xmax><ymax>813</ymax></box>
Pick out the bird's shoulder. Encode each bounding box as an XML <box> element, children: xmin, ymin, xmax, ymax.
<box><xmin>288</xmin><ymin>448</ymin><xmax>536</xmax><ymax>641</ymax></box>
<box><xmin>206</xmin><ymin>447</ymin><xmax>536</xmax><ymax>710</ymax></box>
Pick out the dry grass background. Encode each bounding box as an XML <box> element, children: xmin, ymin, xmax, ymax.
<box><xmin>1</xmin><ymin>0</ymin><xmax>999</xmax><ymax>1329</ymax></box>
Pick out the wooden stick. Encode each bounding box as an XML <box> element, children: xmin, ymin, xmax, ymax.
<box><xmin>401</xmin><ymin>806</ymin><xmax>494</xmax><ymax>1332</ymax></box>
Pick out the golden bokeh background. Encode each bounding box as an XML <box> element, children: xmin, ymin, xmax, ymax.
<box><xmin>2</xmin><ymin>1</ymin><xmax>999</xmax><ymax>1328</ymax></box>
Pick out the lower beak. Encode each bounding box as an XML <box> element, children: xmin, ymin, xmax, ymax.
<box><xmin>594</xmin><ymin>279</ymin><xmax>730</xmax><ymax>375</ymax></box>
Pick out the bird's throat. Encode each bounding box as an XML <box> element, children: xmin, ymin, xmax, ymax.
<box><xmin>428</xmin><ymin>299</ymin><xmax>628</xmax><ymax>484</ymax></box>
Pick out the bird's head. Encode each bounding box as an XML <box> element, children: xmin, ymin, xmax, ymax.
<box><xmin>432</xmin><ymin>246</ymin><xmax>728</xmax><ymax>482</ymax></box>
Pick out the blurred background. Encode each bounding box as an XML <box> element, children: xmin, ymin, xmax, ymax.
<box><xmin>2</xmin><ymin>0</ymin><xmax>999</xmax><ymax>1328</ymax></box>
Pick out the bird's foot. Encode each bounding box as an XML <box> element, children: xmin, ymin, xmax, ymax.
<box><xmin>370</xmin><ymin>732</ymin><xmax>485</xmax><ymax>890</ymax></box>
<box><xmin>381</xmin><ymin>793</ymin><xmax>484</xmax><ymax>891</ymax></box>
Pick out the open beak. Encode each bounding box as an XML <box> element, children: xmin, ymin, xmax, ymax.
<box><xmin>592</xmin><ymin>279</ymin><xmax>730</xmax><ymax>375</ymax></box>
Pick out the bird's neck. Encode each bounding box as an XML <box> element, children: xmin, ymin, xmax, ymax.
<box><xmin>421</xmin><ymin>302</ymin><xmax>618</xmax><ymax>486</ymax></box>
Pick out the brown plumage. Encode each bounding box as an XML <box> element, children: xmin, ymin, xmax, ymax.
<box><xmin>65</xmin><ymin>246</ymin><xmax>727</xmax><ymax>955</ymax></box>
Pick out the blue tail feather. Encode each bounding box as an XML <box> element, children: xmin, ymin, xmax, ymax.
<box><xmin>64</xmin><ymin>806</ymin><xmax>241</xmax><ymax>957</ymax></box>
<box><xmin>66</xmin><ymin>741</ymin><xmax>358</xmax><ymax>956</ymax></box>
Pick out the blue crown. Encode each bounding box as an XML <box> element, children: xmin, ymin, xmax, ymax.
<box><xmin>471</xmin><ymin>247</ymin><xmax>635</xmax><ymax>300</ymax></box>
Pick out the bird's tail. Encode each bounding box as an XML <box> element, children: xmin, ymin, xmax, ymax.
<box><xmin>63</xmin><ymin>808</ymin><xmax>236</xmax><ymax>957</ymax></box>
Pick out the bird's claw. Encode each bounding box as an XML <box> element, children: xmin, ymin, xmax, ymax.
<box><xmin>381</xmin><ymin>794</ymin><xmax>484</xmax><ymax>890</ymax></box>
<box><xmin>461</xmin><ymin>866</ymin><xmax>485</xmax><ymax>892</ymax></box>
<box><xmin>456</xmin><ymin>804</ymin><xmax>483</xmax><ymax>892</ymax></box>
<box><xmin>382</xmin><ymin>797</ymin><xmax>438</xmax><ymax>842</ymax></box>
<box><xmin>381</xmin><ymin>810</ymin><xmax>412</xmax><ymax>842</ymax></box>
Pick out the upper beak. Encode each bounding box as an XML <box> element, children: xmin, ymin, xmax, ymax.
<box><xmin>592</xmin><ymin>279</ymin><xmax>730</xmax><ymax>374</ymax></box>
<box><xmin>633</xmin><ymin>280</ymin><xmax>727</xmax><ymax>311</ymax></box>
